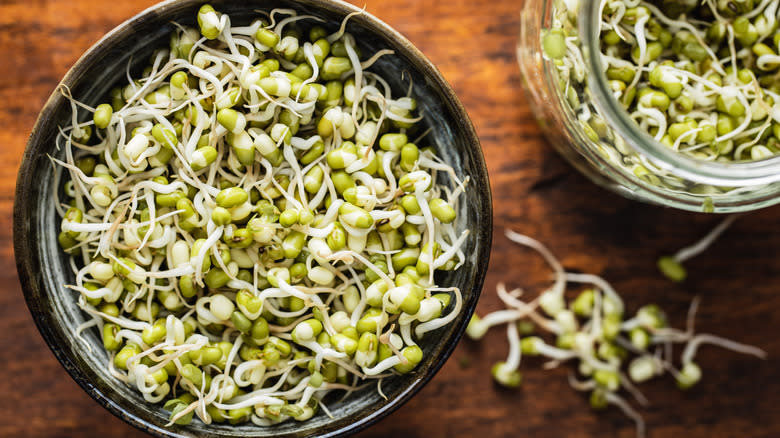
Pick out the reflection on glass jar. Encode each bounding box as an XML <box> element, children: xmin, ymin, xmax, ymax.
<box><xmin>518</xmin><ymin>0</ymin><xmax>780</xmax><ymax>213</ymax></box>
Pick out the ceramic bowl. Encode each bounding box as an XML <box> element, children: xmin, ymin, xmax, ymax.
<box><xmin>14</xmin><ymin>0</ymin><xmax>491</xmax><ymax>436</ymax></box>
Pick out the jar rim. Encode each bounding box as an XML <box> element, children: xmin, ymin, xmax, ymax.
<box><xmin>581</xmin><ymin>1</ymin><xmax>780</xmax><ymax>187</ymax></box>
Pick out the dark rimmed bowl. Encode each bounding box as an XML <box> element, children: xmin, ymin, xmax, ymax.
<box><xmin>14</xmin><ymin>0</ymin><xmax>492</xmax><ymax>436</ymax></box>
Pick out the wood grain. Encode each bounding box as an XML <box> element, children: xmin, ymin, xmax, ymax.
<box><xmin>3</xmin><ymin>1</ymin><xmax>779</xmax><ymax>437</ymax></box>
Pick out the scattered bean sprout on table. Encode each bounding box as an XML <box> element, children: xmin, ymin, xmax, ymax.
<box><xmin>467</xmin><ymin>229</ymin><xmax>765</xmax><ymax>438</ymax></box>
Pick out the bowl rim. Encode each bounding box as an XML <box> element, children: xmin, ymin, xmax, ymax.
<box><xmin>14</xmin><ymin>0</ymin><xmax>493</xmax><ymax>436</ymax></box>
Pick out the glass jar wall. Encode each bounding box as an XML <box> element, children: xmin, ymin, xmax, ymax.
<box><xmin>517</xmin><ymin>0</ymin><xmax>780</xmax><ymax>213</ymax></box>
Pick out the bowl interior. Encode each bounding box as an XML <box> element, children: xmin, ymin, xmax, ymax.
<box><xmin>14</xmin><ymin>0</ymin><xmax>492</xmax><ymax>437</ymax></box>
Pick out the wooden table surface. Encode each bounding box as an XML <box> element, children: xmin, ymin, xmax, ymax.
<box><xmin>2</xmin><ymin>1</ymin><xmax>779</xmax><ymax>437</ymax></box>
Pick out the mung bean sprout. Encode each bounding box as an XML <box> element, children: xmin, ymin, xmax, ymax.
<box><xmin>54</xmin><ymin>5</ymin><xmax>469</xmax><ymax>427</ymax></box>
<box><xmin>468</xmin><ymin>229</ymin><xmax>765</xmax><ymax>438</ymax></box>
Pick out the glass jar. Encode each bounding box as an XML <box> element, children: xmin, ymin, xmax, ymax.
<box><xmin>517</xmin><ymin>0</ymin><xmax>780</xmax><ymax>213</ymax></box>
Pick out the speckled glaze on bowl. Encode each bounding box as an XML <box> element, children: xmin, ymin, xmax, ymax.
<box><xmin>13</xmin><ymin>0</ymin><xmax>491</xmax><ymax>436</ymax></box>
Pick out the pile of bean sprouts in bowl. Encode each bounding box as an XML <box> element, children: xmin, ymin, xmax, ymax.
<box><xmin>13</xmin><ymin>0</ymin><xmax>491</xmax><ymax>436</ymax></box>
